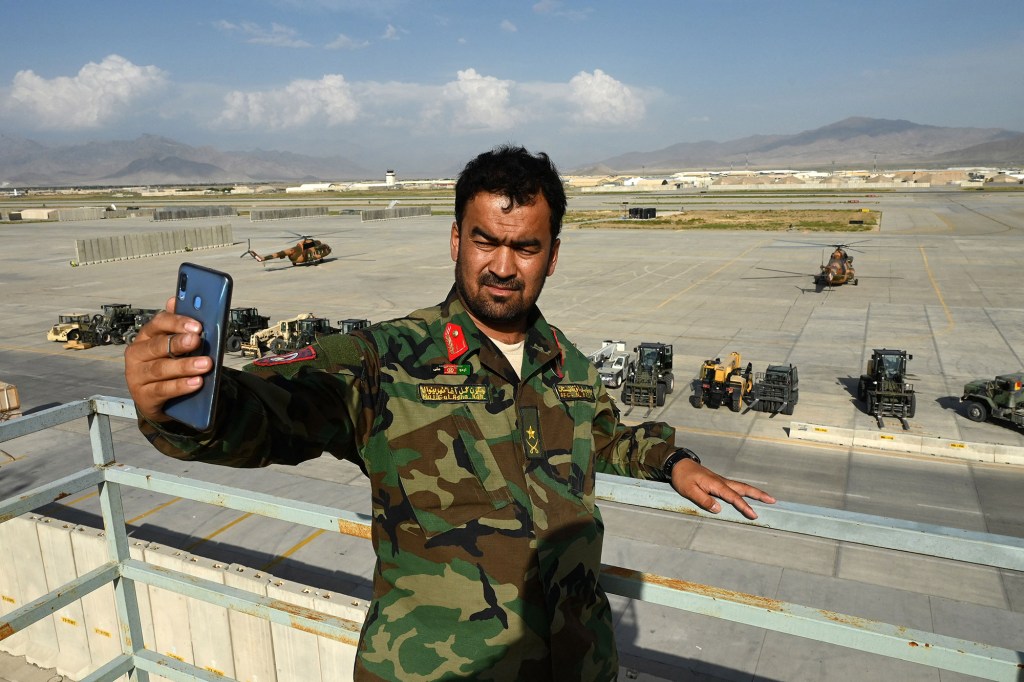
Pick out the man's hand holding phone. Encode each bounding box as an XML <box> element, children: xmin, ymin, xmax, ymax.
<box><xmin>124</xmin><ymin>296</ymin><xmax>211</xmax><ymax>425</ymax></box>
<box><xmin>125</xmin><ymin>262</ymin><xmax>232</xmax><ymax>432</ymax></box>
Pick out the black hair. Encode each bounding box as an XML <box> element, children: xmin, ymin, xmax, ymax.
<box><xmin>454</xmin><ymin>145</ymin><xmax>567</xmax><ymax>240</ymax></box>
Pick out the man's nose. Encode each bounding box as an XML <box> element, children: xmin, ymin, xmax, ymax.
<box><xmin>489</xmin><ymin>246</ymin><xmax>516</xmax><ymax>278</ymax></box>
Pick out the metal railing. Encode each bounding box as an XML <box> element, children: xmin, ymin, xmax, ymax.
<box><xmin>1</xmin><ymin>397</ymin><xmax>1023</xmax><ymax>681</ymax></box>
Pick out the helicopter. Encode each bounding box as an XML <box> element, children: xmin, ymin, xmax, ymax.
<box><xmin>242</xmin><ymin>235</ymin><xmax>332</xmax><ymax>266</ymax></box>
<box><xmin>746</xmin><ymin>240</ymin><xmax>892</xmax><ymax>292</ymax></box>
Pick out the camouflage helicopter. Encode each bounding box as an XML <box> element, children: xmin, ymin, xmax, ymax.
<box><xmin>748</xmin><ymin>240</ymin><xmax>875</xmax><ymax>292</ymax></box>
<box><xmin>242</xmin><ymin>234</ymin><xmax>332</xmax><ymax>266</ymax></box>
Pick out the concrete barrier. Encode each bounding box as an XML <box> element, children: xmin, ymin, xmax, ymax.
<box><xmin>144</xmin><ymin>544</ymin><xmax>196</xmax><ymax>682</ymax></box>
<box><xmin>36</xmin><ymin>518</ymin><xmax>93</xmax><ymax>679</ymax></box>
<box><xmin>361</xmin><ymin>206</ymin><xmax>432</xmax><ymax>221</ymax></box>
<box><xmin>267</xmin><ymin>578</ymin><xmax>323</xmax><ymax>682</ymax></box>
<box><xmin>182</xmin><ymin>556</ymin><xmax>236</xmax><ymax>679</ymax></box>
<box><xmin>250</xmin><ymin>206</ymin><xmax>330</xmax><ymax>221</ymax></box>
<box><xmin>225</xmin><ymin>565</ymin><xmax>278</xmax><ymax>682</ymax></box>
<box><xmin>70</xmin><ymin>526</ymin><xmax>125</xmax><ymax>682</ymax></box>
<box><xmin>0</xmin><ymin>516</ymin><xmax>28</xmax><ymax>657</ymax></box>
<box><xmin>790</xmin><ymin>421</ymin><xmax>1024</xmax><ymax>464</ymax></box>
<box><xmin>73</xmin><ymin>225</ymin><xmax>234</xmax><ymax>266</ymax></box>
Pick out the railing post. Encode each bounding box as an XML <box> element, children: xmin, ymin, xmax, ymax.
<box><xmin>89</xmin><ymin>409</ymin><xmax>150</xmax><ymax>682</ymax></box>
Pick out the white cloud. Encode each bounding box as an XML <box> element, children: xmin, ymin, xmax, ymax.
<box><xmin>215</xmin><ymin>20</ymin><xmax>311</xmax><ymax>47</ymax></box>
<box><xmin>568</xmin><ymin>69</ymin><xmax>644</xmax><ymax>125</ymax></box>
<box><xmin>217</xmin><ymin>75</ymin><xmax>359</xmax><ymax>129</ymax></box>
<box><xmin>382</xmin><ymin>24</ymin><xmax>402</xmax><ymax>40</ymax></box>
<box><xmin>326</xmin><ymin>32</ymin><xmax>369</xmax><ymax>50</ymax></box>
<box><xmin>7</xmin><ymin>55</ymin><xmax>166</xmax><ymax>129</ymax></box>
<box><xmin>441</xmin><ymin>69</ymin><xmax>518</xmax><ymax>130</ymax></box>
<box><xmin>500</xmin><ymin>19</ymin><xmax>517</xmax><ymax>32</ymax></box>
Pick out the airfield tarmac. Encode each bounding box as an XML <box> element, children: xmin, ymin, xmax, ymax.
<box><xmin>1</xmin><ymin>187</ymin><xmax>1023</xmax><ymax>680</ymax></box>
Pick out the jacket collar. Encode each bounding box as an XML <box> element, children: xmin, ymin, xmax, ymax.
<box><xmin>434</xmin><ymin>286</ymin><xmax>561</xmax><ymax>383</ymax></box>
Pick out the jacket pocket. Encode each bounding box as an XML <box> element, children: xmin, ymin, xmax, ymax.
<box><xmin>390</xmin><ymin>406</ymin><xmax>512</xmax><ymax>538</ymax></box>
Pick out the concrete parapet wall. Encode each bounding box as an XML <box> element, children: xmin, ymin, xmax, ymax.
<box><xmin>250</xmin><ymin>206</ymin><xmax>329</xmax><ymax>221</ymax></box>
<box><xmin>153</xmin><ymin>206</ymin><xmax>236</xmax><ymax>221</ymax></box>
<box><xmin>73</xmin><ymin>224</ymin><xmax>233</xmax><ymax>266</ymax></box>
<box><xmin>790</xmin><ymin>421</ymin><xmax>1024</xmax><ymax>464</ymax></box>
<box><xmin>0</xmin><ymin>514</ymin><xmax>369</xmax><ymax>681</ymax></box>
<box><xmin>360</xmin><ymin>205</ymin><xmax>431</xmax><ymax>221</ymax></box>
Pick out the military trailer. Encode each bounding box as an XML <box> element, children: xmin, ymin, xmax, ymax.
<box><xmin>227</xmin><ymin>307</ymin><xmax>271</xmax><ymax>352</ymax></box>
<box><xmin>621</xmin><ymin>342</ymin><xmax>674</xmax><ymax>407</ymax></box>
<box><xmin>857</xmin><ymin>348</ymin><xmax>916</xmax><ymax>429</ymax></box>
<box><xmin>745</xmin><ymin>364</ymin><xmax>799</xmax><ymax>415</ymax></box>
<box><xmin>960</xmin><ymin>373</ymin><xmax>1024</xmax><ymax>429</ymax></box>
<box><xmin>47</xmin><ymin>312</ymin><xmax>93</xmax><ymax>342</ymax></box>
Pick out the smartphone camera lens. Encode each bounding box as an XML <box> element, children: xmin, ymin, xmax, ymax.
<box><xmin>178</xmin><ymin>273</ymin><xmax>188</xmax><ymax>301</ymax></box>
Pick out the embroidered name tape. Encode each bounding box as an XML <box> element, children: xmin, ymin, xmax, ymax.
<box><xmin>418</xmin><ymin>384</ymin><xmax>488</xmax><ymax>402</ymax></box>
<box><xmin>555</xmin><ymin>384</ymin><xmax>595</xmax><ymax>402</ymax></box>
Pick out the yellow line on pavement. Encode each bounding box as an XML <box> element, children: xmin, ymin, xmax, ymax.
<box><xmin>185</xmin><ymin>512</ymin><xmax>255</xmax><ymax>551</ymax></box>
<box><xmin>126</xmin><ymin>497</ymin><xmax>183</xmax><ymax>525</ymax></box>
<box><xmin>656</xmin><ymin>240</ymin><xmax>767</xmax><ymax>309</ymax></box>
<box><xmin>261</xmin><ymin>528</ymin><xmax>327</xmax><ymax>572</ymax></box>
<box><xmin>920</xmin><ymin>245</ymin><xmax>954</xmax><ymax>334</ymax></box>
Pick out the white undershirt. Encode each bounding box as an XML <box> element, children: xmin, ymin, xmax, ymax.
<box><xmin>490</xmin><ymin>337</ymin><xmax>525</xmax><ymax>379</ymax></box>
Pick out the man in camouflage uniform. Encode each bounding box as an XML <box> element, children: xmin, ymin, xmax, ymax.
<box><xmin>126</xmin><ymin>146</ymin><xmax>774</xmax><ymax>680</ymax></box>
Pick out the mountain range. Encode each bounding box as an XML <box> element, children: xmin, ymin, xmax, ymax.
<box><xmin>0</xmin><ymin>117</ymin><xmax>1020</xmax><ymax>187</ymax></box>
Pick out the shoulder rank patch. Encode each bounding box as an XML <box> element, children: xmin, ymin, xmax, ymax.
<box><xmin>555</xmin><ymin>383</ymin><xmax>595</xmax><ymax>402</ymax></box>
<box><xmin>443</xmin><ymin>323</ymin><xmax>469</xmax><ymax>361</ymax></box>
<box><xmin>253</xmin><ymin>345</ymin><xmax>317</xmax><ymax>366</ymax></box>
<box><xmin>418</xmin><ymin>384</ymin><xmax>488</xmax><ymax>402</ymax></box>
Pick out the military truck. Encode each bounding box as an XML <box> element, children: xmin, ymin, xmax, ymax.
<box><xmin>227</xmin><ymin>307</ymin><xmax>271</xmax><ymax>352</ymax></box>
<box><xmin>857</xmin><ymin>348</ymin><xmax>916</xmax><ymax>429</ymax></box>
<box><xmin>47</xmin><ymin>312</ymin><xmax>93</xmax><ymax>342</ymax></box>
<box><xmin>337</xmin><ymin>318</ymin><xmax>371</xmax><ymax>334</ymax></box>
<box><xmin>91</xmin><ymin>303</ymin><xmax>162</xmax><ymax>345</ymax></box>
<box><xmin>745</xmin><ymin>364</ymin><xmax>799</xmax><ymax>415</ymax></box>
<box><xmin>691</xmin><ymin>352</ymin><xmax>752</xmax><ymax>412</ymax></box>
<box><xmin>960</xmin><ymin>373</ymin><xmax>1024</xmax><ymax>429</ymax></box>
<box><xmin>122</xmin><ymin>308</ymin><xmax>162</xmax><ymax>346</ymax></box>
<box><xmin>241</xmin><ymin>312</ymin><xmax>334</xmax><ymax>357</ymax></box>
<box><xmin>621</xmin><ymin>342</ymin><xmax>674</xmax><ymax>407</ymax></box>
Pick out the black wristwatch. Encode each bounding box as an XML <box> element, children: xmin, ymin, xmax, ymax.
<box><xmin>662</xmin><ymin>447</ymin><xmax>701</xmax><ymax>478</ymax></box>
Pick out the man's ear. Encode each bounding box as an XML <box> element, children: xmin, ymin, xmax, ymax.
<box><xmin>547</xmin><ymin>238</ymin><xmax>560</xmax><ymax>277</ymax></box>
<box><xmin>450</xmin><ymin>222</ymin><xmax>460</xmax><ymax>262</ymax></box>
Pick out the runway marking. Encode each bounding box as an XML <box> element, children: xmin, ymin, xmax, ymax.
<box><xmin>126</xmin><ymin>497</ymin><xmax>183</xmax><ymax>525</ymax></box>
<box><xmin>919</xmin><ymin>246</ymin><xmax>954</xmax><ymax>334</ymax></box>
<box><xmin>845</xmin><ymin>493</ymin><xmax>870</xmax><ymax>499</ymax></box>
<box><xmin>262</xmin><ymin>528</ymin><xmax>326</xmax><ymax>572</ymax></box>
<box><xmin>655</xmin><ymin>240</ymin><xmax>767</xmax><ymax>309</ymax></box>
<box><xmin>916</xmin><ymin>503</ymin><xmax>980</xmax><ymax>515</ymax></box>
<box><xmin>185</xmin><ymin>512</ymin><xmax>255</xmax><ymax>551</ymax></box>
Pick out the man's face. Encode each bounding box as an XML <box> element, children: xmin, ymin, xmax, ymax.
<box><xmin>451</xmin><ymin>191</ymin><xmax>559</xmax><ymax>338</ymax></box>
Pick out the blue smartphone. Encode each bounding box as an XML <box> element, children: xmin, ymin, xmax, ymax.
<box><xmin>163</xmin><ymin>263</ymin><xmax>233</xmax><ymax>432</ymax></box>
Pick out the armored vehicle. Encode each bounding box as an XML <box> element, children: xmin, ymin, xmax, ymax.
<box><xmin>746</xmin><ymin>364</ymin><xmax>799</xmax><ymax>415</ymax></box>
<box><xmin>691</xmin><ymin>352</ymin><xmax>752</xmax><ymax>412</ymax></box>
<box><xmin>960</xmin><ymin>373</ymin><xmax>1024</xmax><ymax>429</ymax></box>
<box><xmin>241</xmin><ymin>313</ymin><xmax>334</xmax><ymax>357</ymax></box>
<box><xmin>858</xmin><ymin>348</ymin><xmax>915</xmax><ymax>429</ymax></box>
<box><xmin>227</xmin><ymin>307</ymin><xmax>271</xmax><ymax>353</ymax></box>
<box><xmin>621</xmin><ymin>342</ymin><xmax>674</xmax><ymax>407</ymax></box>
<box><xmin>47</xmin><ymin>313</ymin><xmax>93</xmax><ymax>342</ymax></box>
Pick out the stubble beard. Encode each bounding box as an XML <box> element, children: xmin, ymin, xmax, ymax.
<box><xmin>455</xmin><ymin>255</ymin><xmax>542</xmax><ymax>328</ymax></box>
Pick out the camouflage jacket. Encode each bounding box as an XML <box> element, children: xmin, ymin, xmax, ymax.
<box><xmin>141</xmin><ymin>288</ymin><xmax>678</xmax><ymax>681</ymax></box>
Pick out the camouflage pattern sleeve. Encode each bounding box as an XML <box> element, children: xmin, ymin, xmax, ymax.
<box><xmin>138</xmin><ymin>331</ymin><xmax>378</xmax><ymax>470</ymax></box>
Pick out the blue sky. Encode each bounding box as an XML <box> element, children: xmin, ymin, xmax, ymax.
<box><xmin>1</xmin><ymin>0</ymin><xmax>1021</xmax><ymax>175</ymax></box>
